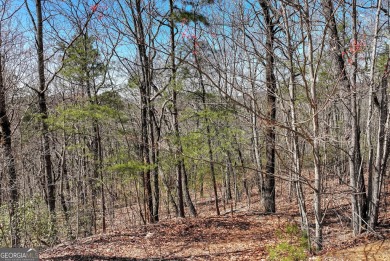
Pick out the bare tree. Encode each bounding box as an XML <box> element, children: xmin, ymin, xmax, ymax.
<box><xmin>259</xmin><ymin>0</ymin><xmax>277</xmax><ymax>213</ymax></box>
<box><xmin>366</xmin><ymin>0</ymin><xmax>388</xmax><ymax>230</ymax></box>
<box><xmin>25</xmin><ymin>0</ymin><xmax>57</xmax><ymax>241</ymax></box>
<box><xmin>280</xmin><ymin>1</ymin><xmax>310</xmax><ymax>242</ymax></box>
<box><xmin>321</xmin><ymin>0</ymin><xmax>367</xmax><ymax>235</ymax></box>
<box><xmin>0</xmin><ymin>0</ymin><xmax>21</xmax><ymax>247</ymax></box>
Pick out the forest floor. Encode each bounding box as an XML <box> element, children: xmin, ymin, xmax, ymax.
<box><xmin>40</xmin><ymin>177</ymin><xmax>390</xmax><ymax>260</ymax></box>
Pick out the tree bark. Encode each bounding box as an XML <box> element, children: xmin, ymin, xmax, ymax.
<box><xmin>129</xmin><ymin>0</ymin><xmax>156</xmax><ymax>223</ymax></box>
<box><xmin>170</xmin><ymin>0</ymin><xmax>185</xmax><ymax>218</ymax></box>
<box><xmin>0</xmin><ymin>47</ymin><xmax>19</xmax><ymax>247</ymax></box>
<box><xmin>259</xmin><ymin>0</ymin><xmax>276</xmax><ymax>213</ymax></box>
<box><xmin>321</xmin><ymin>0</ymin><xmax>367</xmax><ymax>234</ymax></box>
<box><xmin>366</xmin><ymin>0</ymin><xmax>385</xmax><ymax>229</ymax></box>
<box><xmin>35</xmin><ymin>0</ymin><xmax>56</xmax><ymax>240</ymax></box>
<box><xmin>281</xmin><ymin>3</ymin><xmax>310</xmax><ymax>243</ymax></box>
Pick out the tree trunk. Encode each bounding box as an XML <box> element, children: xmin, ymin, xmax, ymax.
<box><xmin>82</xmin><ymin>31</ymin><xmax>101</xmax><ymax>234</ymax></box>
<box><xmin>59</xmin><ymin>139</ymin><xmax>72</xmax><ymax>238</ymax></box>
<box><xmin>225</xmin><ymin>152</ymin><xmax>233</xmax><ymax>201</ymax></box>
<box><xmin>321</xmin><ymin>0</ymin><xmax>367</xmax><ymax>234</ymax></box>
<box><xmin>169</xmin><ymin>0</ymin><xmax>185</xmax><ymax>218</ymax></box>
<box><xmin>281</xmin><ymin>3</ymin><xmax>310</xmax><ymax>243</ymax></box>
<box><xmin>35</xmin><ymin>0</ymin><xmax>56</xmax><ymax>240</ymax></box>
<box><xmin>198</xmin><ymin>73</ymin><xmax>220</xmax><ymax>216</ymax></box>
<box><xmin>368</xmin><ymin>55</ymin><xmax>390</xmax><ymax>228</ymax></box>
<box><xmin>349</xmin><ymin>0</ymin><xmax>367</xmax><ymax>233</ymax></box>
<box><xmin>150</xmin><ymin>110</ymin><xmax>159</xmax><ymax>222</ymax></box>
<box><xmin>366</xmin><ymin>0</ymin><xmax>385</xmax><ymax>230</ymax></box>
<box><xmin>182</xmin><ymin>162</ymin><xmax>197</xmax><ymax>217</ymax></box>
<box><xmin>0</xmin><ymin>50</ymin><xmax>19</xmax><ymax>247</ymax></box>
<box><xmin>302</xmin><ymin>0</ymin><xmax>323</xmax><ymax>249</ymax></box>
<box><xmin>260</xmin><ymin>0</ymin><xmax>276</xmax><ymax>213</ymax></box>
<box><xmin>251</xmin><ymin>100</ymin><xmax>263</xmax><ymax>200</ymax></box>
<box><xmin>133</xmin><ymin>0</ymin><xmax>155</xmax><ymax>223</ymax></box>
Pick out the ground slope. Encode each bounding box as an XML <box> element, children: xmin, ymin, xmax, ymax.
<box><xmin>40</xmin><ymin>179</ymin><xmax>390</xmax><ymax>260</ymax></box>
<box><xmin>41</xmin><ymin>213</ymin><xmax>280</xmax><ymax>260</ymax></box>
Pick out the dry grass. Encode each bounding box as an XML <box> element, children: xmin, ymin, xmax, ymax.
<box><xmin>324</xmin><ymin>239</ymin><xmax>390</xmax><ymax>260</ymax></box>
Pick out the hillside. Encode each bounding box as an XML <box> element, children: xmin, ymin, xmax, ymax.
<box><xmin>0</xmin><ymin>0</ymin><xmax>389</xmax><ymax>258</ymax></box>
<box><xmin>39</xmin><ymin>182</ymin><xmax>390</xmax><ymax>261</ymax></box>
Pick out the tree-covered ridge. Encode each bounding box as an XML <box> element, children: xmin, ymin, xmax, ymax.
<box><xmin>0</xmin><ymin>0</ymin><xmax>388</xmax><ymax>257</ymax></box>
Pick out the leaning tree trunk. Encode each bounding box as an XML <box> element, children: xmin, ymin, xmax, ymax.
<box><xmin>321</xmin><ymin>0</ymin><xmax>367</xmax><ymax>234</ymax></box>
